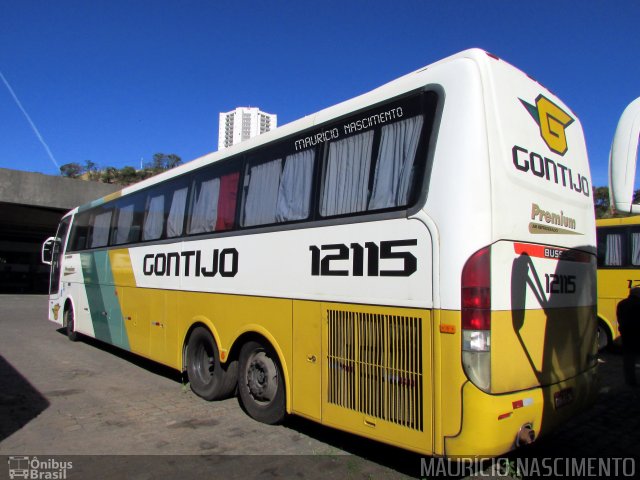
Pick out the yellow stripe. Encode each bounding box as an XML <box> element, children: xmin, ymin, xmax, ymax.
<box><xmin>101</xmin><ymin>190</ymin><xmax>123</xmax><ymax>203</ymax></box>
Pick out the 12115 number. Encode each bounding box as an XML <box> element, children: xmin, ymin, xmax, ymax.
<box><xmin>309</xmin><ymin>239</ymin><xmax>417</xmax><ymax>277</ymax></box>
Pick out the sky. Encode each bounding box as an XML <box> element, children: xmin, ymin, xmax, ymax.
<box><xmin>0</xmin><ymin>0</ymin><xmax>638</xmax><ymax>188</ymax></box>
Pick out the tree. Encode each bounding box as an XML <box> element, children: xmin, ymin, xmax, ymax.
<box><xmin>593</xmin><ymin>186</ymin><xmax>640</xmax><ymax>218</ymax></box>
<box><xmin>116</xmin><ymin>166</ymin><xmax>140</xmax><ymax>186</ymax></box>
<box><xmin>59</xmin><ymin>163</ymin><xmax>83</xmax><ymax>178</ymax></box>
<box><xmin>100</xmin><ymin>167</ymin><xmax>119</xmax><ymax>184</ymax></box>
<box><xmin>147</xmin><ymin>153</ymin><xmax>182</xmax><ymax>173</ymax></box>
<box><xmin>84</xmin><ymin>160</ymin><xmax>99</xmax><ymax>181</ymax></box>
<box><xmin>58</xmin><ymin>152</ymin><xmax>183</xmax><ymax>186</ymax></box>
<box><xmin>593</xmin><ymin>186</ymin><xmax>610</xmax><ymax>219</ymax></box>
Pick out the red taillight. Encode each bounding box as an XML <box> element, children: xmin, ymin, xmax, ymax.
<box><xmin>461</xmin><ymin>247</ymin><xmax>491</xmax><ymax>330</ymax></box>
<box><xmin>462</xmin><ymin>306</ymin><xmax>491</xmax><ymax>330</ymax></box>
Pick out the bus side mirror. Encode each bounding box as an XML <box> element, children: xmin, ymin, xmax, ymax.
<box><xmin>41</xmin><ymin>237</ymin><xmax>56</xmax><ymax>265</ymax></box>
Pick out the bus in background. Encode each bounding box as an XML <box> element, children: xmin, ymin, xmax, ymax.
<box><xmin>42</xmin><ymin>49</ymin><xmax>598</xmax><ymax>458</ymax></box>
<box><xmin>597</xmin><ymin>97</ymin><xmax>640</xmax><ymax>350</ymax></box>
<box><xmin>596</xmin><ymin>216</ymin><xmax>638</xmax><ymax>349</ymax></box>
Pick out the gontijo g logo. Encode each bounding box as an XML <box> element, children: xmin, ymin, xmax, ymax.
<box><xmin>520</xmin><ymin>95</ymin><xmax>574</xmax><ymax>156</ymax></box>
<box><xmin>512</xmin><ymin>94</ymin><xmax>589</xmax><ymax>198</ymax></box>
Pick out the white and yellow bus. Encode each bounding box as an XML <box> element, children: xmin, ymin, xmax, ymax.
<box><xmin>597</xmin><ymin>97</ymin><xmax>640</xmax><ymax>349</ymax></box>
<box><xmin>42</xmin><ymin>49</ymin><xmax>598</xmax><ymax>457</ymax></box>
<box><xmin>596</xmin><ymin>216</ymin><xmax>639</xmax><ymax>349</ymax></box>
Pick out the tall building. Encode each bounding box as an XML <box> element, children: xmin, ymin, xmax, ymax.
<box><xmin>218</xmin><ymin>107</ymin><xmax>277</xmax><ymax>151</ymax></box>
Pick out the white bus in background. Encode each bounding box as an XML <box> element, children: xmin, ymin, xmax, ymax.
<box><xmin>43</xmin><ymin>49</ymin><xmax>598</xmax><ymax>457</ymax></box>
<box><xmin>597</xmin><ymin>97</ymin><xmax>640</xmax><ymax>348</ymax></box>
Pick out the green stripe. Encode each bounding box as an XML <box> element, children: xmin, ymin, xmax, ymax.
<box><xmin>81</xmin><ymin>252</ymin><xmax>130</xmax><ymax>350</ymax></box>
<box><xmin>77</xmin><ymin>197</ymin><xmax>106</xmax><ymax>213</ymax></box>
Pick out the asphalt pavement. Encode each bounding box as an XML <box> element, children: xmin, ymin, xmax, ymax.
<box><xmin>0</xmin><ymin>295</ymin><xmax>638</xmax><ymax>479</ymax></box>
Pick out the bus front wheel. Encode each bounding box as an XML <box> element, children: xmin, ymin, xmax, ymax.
<box><xmin>238</xmin><ymin>340</ymin><xmax>286</xmax><ymax>425</ymax></box>
<box><xmin>64</xmin><ymin>306</ymin><xmax>79</xmax><ymax>342</ymax></box>
<box><xmin>186</xmin><ymin>327</ymin><xmax>237</xmax><ymax>401</ymax></box>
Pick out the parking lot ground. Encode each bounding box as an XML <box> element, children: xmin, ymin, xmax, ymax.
<box><xmin>1</xmin><ymin>295</ymin><xmax>639</xmax><ymax>479</ymax></box>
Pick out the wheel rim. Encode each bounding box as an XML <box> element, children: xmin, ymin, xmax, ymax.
<box><xmin>597</xmin><ymin>325</ymin><xmax>608</xmax><ymax>350</ymax></box>
<box><xmin>194</xmin><ymin>342</ymin><xmax>214</xmax><ymax>383</ymax></box>
<box><xmin>246</xmin><ymin>351</ymin><xmax>278</xmax><ymax>404</ymax></box>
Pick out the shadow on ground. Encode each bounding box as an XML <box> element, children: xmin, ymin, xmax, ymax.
<box><xmin>0</xmin><ymin>355</ymin><xmax>50</xmax><ymax>441</ymax></box>
<box><xmin>55</xmin><ymin>328</ymin><xmax>184</xmax><ymax>383</ymax></box>
<box><xmin>50</xmin><ymin>331</ymin><xmax>640</xmax><ymax>478</ymax></box>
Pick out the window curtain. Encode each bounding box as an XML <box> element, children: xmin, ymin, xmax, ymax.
<box><xmin>143</xmin><ymin>195</ymin><xmax>165</xmax><ymax>240</ymax></box>
<box><xmin>243</xmin><ymin>159</ymin><xmax>283</xmax><ymax>226</ymax></box>
<box><xmin>167</xmin><ymin>187</ymin><xmax>188</xmax><ymax>238</ymax></box>
<box><xmin>321</xmin><ymin>130</ymin><xmax>374</xmax><ymax>216</ymax></box>
<box><xmin>632</xmin><ymin>232</ymin><xmax>640</xmax><ymax>266</ymax></box>
<box><xmin>605</xmin><ymin>233</ymin><xmax>622</xmax><ymax>266</ymax></box>
<box><xmin>275</xmin><ymin>150</ymin><xmax>314</xmax><ymax>222</ymax></box>
<box><xmin>114</xmin><ymin>204</ymin><xmax>134</xmax><ymax>244</ymax></box>
<box><xmin>216</xmin><ymin>172</ymin><xmax>240</xmax><ymax>231</ymax></box>
<box><xmin>91</xmin><ymin>211</ymin><xmax>112</xmax><ymax>248</ymax></box>
<box><xmin>188</xmin><ymin>178</ymin><xmax>220</xmax><ymax>234</ymax></box>
<box><xmin>369</xmin><ymin>115</ymin><xmax>424</xmax><ymax>210</ymax></box>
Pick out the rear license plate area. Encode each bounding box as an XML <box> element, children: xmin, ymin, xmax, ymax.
<box><xmin>554</xmin><ymin>387</ymin><xmax>574</xmax><ymax>409</ymax></box>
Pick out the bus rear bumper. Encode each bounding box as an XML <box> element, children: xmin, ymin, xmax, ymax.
<box><xmin>444</xmin><ymin>364</ymin><xmax>598</xmax><ymax>458</ymax></box>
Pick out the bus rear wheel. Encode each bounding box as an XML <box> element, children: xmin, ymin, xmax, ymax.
<box><xmin>596</xmin><ymin>322</ymin><xmax>611</xmax><ymax>351</ymax></box>
<box><xmin>186</xmin><ymin>327</ymin><xmax>237</xmax><ymax>401</ymax></box>
<box><xmin>64</xmin><ymin>306</ymin><xmax>79</xmax><ymax>342</ymax></box>
<box><xmin>238</xmin><ymin>340</ymin><xmax>286</xmax><ymax>425</ymax></box>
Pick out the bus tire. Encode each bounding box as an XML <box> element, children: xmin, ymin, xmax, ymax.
<box><xmin>186</xmin><ymin>327</ymin><xmax>238</xmax><ymax>401</ymax></box>
<box><xmin>596</xmin><ymin>322</ymin><xmax>611</xmax><ymax>351</ymax></box>
<box><xmin>64</xmin><ymin>306</ymin><xmax>79</xmax><ymax>342</ymax></box>
<box><xmin>238</xmin><ymin>340</ymin><xmax>286</xmax><ymax>425</ymax></box>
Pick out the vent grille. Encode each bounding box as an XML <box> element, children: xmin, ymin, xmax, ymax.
<box><xmin>327</xmin><ymin>310</ymin><xmax>423</xmax><ymax>431</ymax></box>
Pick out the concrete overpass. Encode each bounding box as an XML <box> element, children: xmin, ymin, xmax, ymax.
<box><xmin>0</xmin><ymin>168</ymin><xmax>120</xmax><ymax>293</ymax></box>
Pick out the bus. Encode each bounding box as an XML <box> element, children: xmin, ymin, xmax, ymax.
<box><xmin>42</xmin><ymin>49</ymin><xmax>598</xmax><ymax>457</ymax></box>
<box><xmin>598</xmin><ymin>97</ymin><xmax>640</xmax><ymax>349</ymax></box>
<box><xmin>596</xmin><ymin>216</ymin><xmax>640</xmax><ymax>349</ymax></box>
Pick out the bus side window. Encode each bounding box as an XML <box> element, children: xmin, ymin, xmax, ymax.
<box><xmin>630</xmin><ymin>228</ymin><xmax>640</xmax><ymax>266</ymax></box>
<box><xmin>241</xmin><ymin>148</ymin><xmax>315</xmax><ymax>227</ymax></box>
<box><xmin>88</xmin><ymin>208</ymin><xmax>113</xmax><ymax>249</ymax></box>
<box><xmin>320</xmin><ymin>130</ymin><xmax>374</xmax><ymax>217</ymax></box>
<box><xmin>368</xmin><ymin>115</ymin><xmax>424</xmax><ymax>210</ymax></box>
<box><xmin>598</xmin><ymin>227</ymin><xmax>627</xmax><ymax>267</ymax></box>
<box><xmin>166</xmin><ymin>186</ymin><xmax>189</xmax><ymax>237</ymax></box>
<box><xmin>243</xmin><ymin>158</ymin><xmax>283</xmax><ymax>226</ymax></box>
<box><xmin>110</xmin><ymin>191</ymin><xmax>144</xmax><ymax>246</ymax></box>
<box><xmin>112</xmin><ymin>204</ymin><xmax>135</xmax><ymax>245</ymax></box>
<box><xmin>276</xmin><ymin>150</ymin><xmax>314</xmax><ymax>222</ymax></box>
<box><xmin>68</xmin><ymin>211</ymin><xmax>90</xmax><ymax>251</ymax></box>
<box><xmin>142</xmin><ymin>193</ymin><xmax>165</xmax><ymax>241</ymax></box>
<box><xmin>187</xmin><ymin>168</ymin><xmax>240</xmax><ymax>235</ymax></box>
<box><xmin>320</xmin><ymin>115</ymin><xmax>425</xmax><ymax>218</ymax></box>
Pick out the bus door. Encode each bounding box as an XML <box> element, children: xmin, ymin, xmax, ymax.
<box><xmin>42</xmin><ymin>216</ymin><xmax>71</xmax><ymax>323</ymax></box>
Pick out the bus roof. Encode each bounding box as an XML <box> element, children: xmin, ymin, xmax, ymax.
<box><xmin>596</xmin><ymin>216</ymin><xmax>640</xmax><ymax>227</ymax></box>
<box><xmin>70</xmin><ymin>48</ymin><xmax>534</xmax><ymax>215</ymax></box>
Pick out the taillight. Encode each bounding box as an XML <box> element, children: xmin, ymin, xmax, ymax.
<box><xmin>461</xmin><ymin>246</ymin><xmax>491</xmax><ymax>391</ymax></box>
<box><xmin>462</xmin><ymin>247</ymin><xmax>491</xmax><ymax>330</ymax></box>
